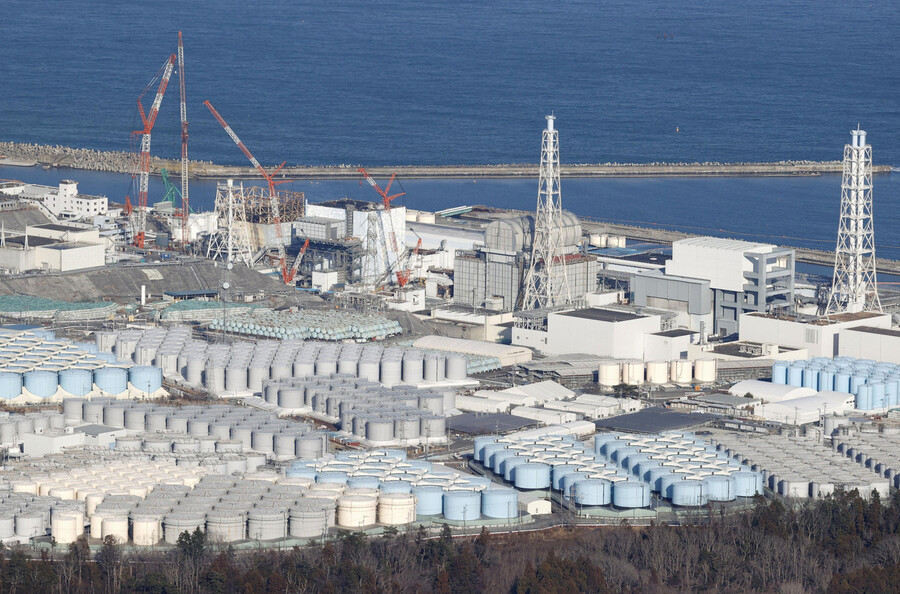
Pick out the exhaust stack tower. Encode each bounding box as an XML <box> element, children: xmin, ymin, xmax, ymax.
<box><xmin>522</xmin><ymin>115</ymin><xmax>572</xmax><ymax>310</ymax></box>
<box><xmin>826</xmin><ymin>128</ymin><xmax>882</xmax><ymax>314</ymax></box>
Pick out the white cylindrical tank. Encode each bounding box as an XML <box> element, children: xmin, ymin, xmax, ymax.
<box><xmin>670</xmin><ymin>360</ymin><xmax>693</xmax><ymax>383</ymax></box>
<box><xmin>101</xmin><ymin>516</ymin><xmax>129</xmax><ymax>542</ymax></box>
<box><xmin>622</xmin><ymin>360</ymin><xmax>644</xmax><ymax>385</ymax></box>
<box><xmin>131</xmin><ymin>514</ymin><xmax>161</xmax><ymax>546</ymax></box>
<box><xmin>694</xmin><ymin>359</ymin><xmax>717</xmax><ymax>382</ymax></box>
<box><xmin>646</xmin><ymin>361</ymin><xmax>669</xmax><ymax>385</ymax></box>
<box><xmin>377</xmin><ymin>493</ymin><xmax>416</xmax><ymax>525</ymax></box>
<box><xmin>51</xmin><ymin>511</ymin><xmax>82</xmax><ymax>544</ymax></box>
<box><xmin>336</xmin><ymin>495</ymin><xmax>377</xmax><ymax>528</ymax></box>
<box><xmin>597</xmin><ymin>361</ymin><xmax>621</xmax><ymax>387</ymax></box>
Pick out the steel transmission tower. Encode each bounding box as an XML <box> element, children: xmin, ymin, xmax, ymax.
<box><xmin>826</xmin><ymin>128</ymin><xmax>882</xmax><ymax>314</ymax></box>
<box><xmin>522</xmin><ymin>115</ymin><xmax>571</xmax><ymax>310</ymax></box>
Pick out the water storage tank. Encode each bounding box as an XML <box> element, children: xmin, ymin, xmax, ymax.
<box><xmin>705</xmin><ymin>475</ymin><xmax>736</xmax><ymax>501</ymax></box>
<box><xmin>670</xmin><ymin>480</ymin><xmax>708</xmax><ymax>506</ymax></box>
<box><xmin>670</xmin><ymin>360</ymin><xmax>693</xmax><ymax>383</ymax></box>
<box><xmin>402</xmin><ymin>357</ymin><xmax>424</xmax><ymax>384</ymax></box>
<box><xmin>771</xmin><ymin>361</ymin><xmax>789</xmax><ymax>385</ymax></box>
<box><xmin>289</xmin><ymin>502</ymin><xmax>333</xmax><ymax>537</ymax></box>
<box><xmin>473</xmin><ymin>437</ymin><xmax>497</xmax><ymax>462</ymax></box>
<box><xmin>693</xmin><ymin>359</ymin><xmax>717</xmax><ymax>383</ymax></box>
<box><xmin>513</xmin><ymin>463</ymin><xmax>551</xmax><ymax>490</ymax></box>
<box><xmin>378</xmin><ymin>493</ymin><xmax>417</xmax><ymax>525</ymax></box>
<box><xmin>597</xmin><ymin>361</ymin><xmax>620</xmax><ymax>387</ymax></box>
<box><xmin>94</xmin><ymin>367</ymin><xmax>128</xmax><ymax>394</ymax></box>
<box><xmin>15</xmin><ymin>512</ymin><xmax>44</xmax><ymax>538</ymax></box>
<box><xmin>101</xmin><ymin>516</ymin><xmax>129</xmax><ymax>542</ymax></box>
<box><xmin>366</xmin><ymin>419</ymin><xmax>394</xmax><ymax>443</ymax></box>
<box><xmin>336</xmin><ymin>495</ymin><xmax>377</xmax><ymax>528</ymax></box>
<box><xmin>129</xmin><ymin>366</ymin><xmax>162</xmax><ymax>393</ymax></box>
<box><xmin>103</xmin><ymin>405</ymin><xmax>126</xmax><ymax>428</ymax></box>
<box><xmin>296</xmin><ymin>435</ymin><xmax>325</xmax><ymax>459</ymax></box>
<box><xmin>163</xmin><ymin>513</ymin><xmax>206</xmax><ymax>545</ymax></box>
<box><xmin>622</xmin><ymin>361</ymin><xmax>644</xmax><ymax>385</ymax></box>
<box><xmin>381</xmin><ymin>359</ymin><xmax>402</xmax><ymax>387</ymax></box>
<box><xmin>57</xmin><ymin>369</ymin><xmax>91</xmax><ymax>397</ymax></box>
<box><xmin>411</xmin><ymin>486</ymin><xmax>443</xmax><ymax>516</ymax></box>
<box><xmin>131</xmin><ymin>514</ymin><xmax>161</xmax><ymax>546</ymax></box>
<box><xmin>442</xmin><ymin>491</ymin><xmax>481</xmax><ymax>521</ymax></box>
<box><xmin>278</xmin><ymin>388</ymin><xmax>303</xmax><ymax>409</ymax></box>
<box><xmin>481</xmin><ymin>488</ymin><xmax>518</xmax><ymax>519</ymax></box>
<box><xmin>646</xmin><ymin>361</ymin><xmax>669</xmax><ymax>385</ymax></box>
<box><xmin>573</xmin><ymin>479</ymin><xmax>612</xmax><ymax>506</ymax></box>
<box><xmin>612</xmin><ymin>481</ymin><xmax>650</xmax><ymax>508</ymax></box>
<box><xmin>225</xmin><ymin>367</ymin><xmax>248</xmax><ymax>392</ymax></box>
<box><xmin>733</xmin><ymin>471</ymin><xmax>763</xmax><ymax>497</ymax></box>
<box><xmin>446</xmin><ymin>355</ymin><xmax>467</xmax><ymax>381</ymax></box>
<box><xmin>51</xmin><ymin>511</ymin><xmax>82</xmax><ymax>544</ymax></box>
<box><xmin>24</xmin><ymin>370</ymin><xmax>57</xmax><ymax>398</ymax></box>
<box><xmin>248</xmin><ymin>509</ymin><xmax>287</xmax><ymax>540</ymax></box>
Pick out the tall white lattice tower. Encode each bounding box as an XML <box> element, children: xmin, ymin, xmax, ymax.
<box><xmin>827</xmin><ymin>128</ymin><xmax>881</xmax><ymax>314</ymax></box>
<box><xmin>207</xmin><ymin>179</ymin><xmax>253</xmax><ymax>266</ymax></box>
<box><xmin>522</xmin><ymin>115</ymin><xmax>571</xmax><ymax>310</ymax></box>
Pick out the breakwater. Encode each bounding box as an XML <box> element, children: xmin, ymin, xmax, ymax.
<box><xmin>0</xmin><ymin>141</ymin><xmax>890</xmax><ymax>179</ymax></box>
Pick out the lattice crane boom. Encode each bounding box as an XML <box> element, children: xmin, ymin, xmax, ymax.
<box><xmin>203</xmin><ymin>100</ymin><xmax>291</xmax><ymax>283</ymax></box>
<box><xmin>132</xmin><ymin>54</ymin><xmax>176</xmax><ymax>248</ymax></box>
<box><xmin>286</xmin><ymin>238</ymin><xmax>310</xmax><ymax>283</ymax></box>
<box><xmin>178</xmin><ymin>32</ymin><xmax>189</xmax><ymax>248</ymax></box>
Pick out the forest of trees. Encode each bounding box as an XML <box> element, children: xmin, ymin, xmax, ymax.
<box><xmin>0</xmin><ymin>489</ymin><xmax>897</xmax><ymax>592</ymax></box>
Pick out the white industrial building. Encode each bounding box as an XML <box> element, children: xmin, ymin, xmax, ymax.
<box><xmin>739</xmin><ymin>311</ymin><xmax>891</xmax><ymax>358</ymax></box>
<box><xmin>0</xmin><ymin>180</ymin><xmax>107</xmax><ymax>220</ymax></box>
<box><xmin>838</xmin><ymin>326</ymin><xmax>900</xmax><ymax>364</ymax></box>
<box><xmin>0</xmin><ymin>223</ymin><xmax>105</xmax><ymax>273</ymax></box>
<box><xmin>513</xmin><ymin>307</ymin><xmax>666</xmax><ymax>360</ymax></box>
<box><xmin>728</xmin><ymin>379</ymin><xmax>855</xmax><ymax>425</ymax></box>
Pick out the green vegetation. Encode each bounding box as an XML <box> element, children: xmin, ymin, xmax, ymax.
<box><xmin>0</xmin><ymin>490</ymin><xmax>898</xmax><ymax>592</ymax></box>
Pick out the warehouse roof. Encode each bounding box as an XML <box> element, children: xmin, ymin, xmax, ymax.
<box><xmin>557</xmin><ymin>308</ymin><xmax>644</xmax><ymax>322</ymax></box>
<box><xmin>846</xmin><ymin>326</ymin><xmax>900</xmax><ymax>337</ymax></box>
<box><xmin>446</xmin><ymin>412</ymin><xmax>538</xmax><ymax>435</ymax></box>
<box><xmin>594</xmin><ymin>407</ymin><xmax>717</xmax><ymax>433</ymax></box>
<box><xmin>728</xmin><ymin>380</ymin><xmax>817</xmax><ymax>402</ymax></box>
<box><xmin>412</xmin><ymin>335</ymin><xmax>532</xmax><ymax>365</ymax></box>
<box><xmin>504</xmin><ymin>380</ymin><xmax>574</xmax><ymax>401</ymax></box>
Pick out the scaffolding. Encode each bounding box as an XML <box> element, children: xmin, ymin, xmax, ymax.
<box><xmin>241</xmin><ymin>185</ymin><xmax>305</xmax><ymax>223</ymax></box>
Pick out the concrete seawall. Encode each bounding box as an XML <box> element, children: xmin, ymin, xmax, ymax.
<box><xmin>1</xmin><ymin>141</ymin><xmax>891</xmax><ymax>179</ymax></box>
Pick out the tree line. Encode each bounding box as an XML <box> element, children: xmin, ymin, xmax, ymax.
<box><xmin>0</xmin><ymin>489</ymin><xmax>897</xmax><ymax>592</ymax></box>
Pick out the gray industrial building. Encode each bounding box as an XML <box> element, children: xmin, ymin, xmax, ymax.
<box><xmin>633</xmin><ymin>238</ymin><xmax>796</xmax><ymax>338</ymax></box>
<box><xmin>454</xmin><ymin>212</ymin><xmax>597</xmax><ymax>311</ymax></box>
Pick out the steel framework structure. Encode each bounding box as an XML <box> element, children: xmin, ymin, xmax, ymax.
<box><xmin>207</xmin><ymin>180</ymin><xmax>253</xmax><ymax>266</ymax></box>
<box><xmin>827</xmin><ymin>128</ymin><xmax>882</xmax><ymax>314</ymax></box>
<box><xmin>522</xmin><ymin>115</ymin><xmax>571</xmax><ymax>310</ymax></box>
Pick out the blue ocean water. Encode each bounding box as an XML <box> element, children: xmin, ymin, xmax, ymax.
<box><xmin>1</xmin><ymin>1</ymin><xmax>899</xmax><ymax>166</ymax></box>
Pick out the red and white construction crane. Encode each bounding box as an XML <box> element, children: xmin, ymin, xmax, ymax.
<box><xmin>396</xmin><ymin>238</ymin><xmax>422</xmax><ymax>287</ymax></box>
<box><xmin>204</xmin><ymin>100</ymin><xmax>291</xmax><ymax>283</ymax></box>
<box><xmin>357</xmin><ymin>168</ymin><xmax>404</xmax><ymax>255</ymax></box>
<box><xmin>133</xmin><ymin>54</ymin><xmax>176</xmax><ymax>248</ymax></box>
<box><xmin>286</xmin><ymin>238</ymin><xmax>309</xmax><ymax>284</ymax></box>
<box><xmin>177</xmin><ymin>32</ymin><xmax>189</xmax><ymax>248</ymax></box>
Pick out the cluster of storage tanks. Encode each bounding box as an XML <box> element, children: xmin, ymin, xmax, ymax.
<box><xmin>97</xmin><ymin>326</ymin><xmax>468</xmax><ymax>396</ymax></box>
<box><xmin>831</xmin><ymin>427</ymin><xmax>900</xmax><ymax>491</ymax></box>
<box><xmin>707</xmin><ymin>430</ymin><xmax>889</xmax><ymax>499</ymax></box>
<box><xmin>772</xmin><ymin>357</ymin><xmax>900</xmax><ymax>410</ymax></box>
<box><xmin>63</xmin><ymin>400</ymin><xmax>326</xmax><ymax>461</ymax></box>
<box><xmin>259</xmin><ymin>376</ymin><xmax>450</xmax><ymax>446</ymax></box>
<box><xmin>0</xmin><ymin>329</ymin><xmax>155</xmax><ymax>401</ymax></box>
<box><xmin>287</xmin><ymin>449</ymin><xmax>520</xmax><ymax>524</ymax></box>
<box><xmin>208</xmin><ymin>309</ymin><xmax>403</xmax><ymax>341</ymax></box>
<box><xmin>475</xmin><ymin>431</ymin><xmax>764</xmax><ymax>508</ymax></box>
<box><xmin>0</xmin><ymin>409</ymin><xmax>66</xmax><ymax>445</ymax></box>
<box><xmin>597</xmin><ymin>359</ymin><xmax>717</xmax><ymax>387</ymax></box>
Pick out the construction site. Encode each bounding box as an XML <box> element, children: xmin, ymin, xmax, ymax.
<box><xmin>0</xmin><ymin>33</ymin><xmax>899</xmax><ymax>563</ymax></box>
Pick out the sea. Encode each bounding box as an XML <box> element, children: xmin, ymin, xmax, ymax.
<box><xmin>1</xmin><ymin>1</ymin><xmax>900</xmax><ymax>255</ymax></box>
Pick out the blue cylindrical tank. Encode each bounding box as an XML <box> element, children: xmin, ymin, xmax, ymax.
<box><xmin>818</xmin><ymin>368</ymin><xmax>836</xmax><ymax>392</ymax></box>
<box><xmin>561</xmin><ymin>472</ymin><xmax>589</xmax><ymax>498</ymax></box>
<box><xmin>572</xmin><ymin>479</ymin><xmax>612</xmax><ymax>506</ymax></box>
<box><xmin>481</xmin><ymin>488</ymin><xmax>518</xmax><ymax>519</ymax></box>
<box><xmin>671</xmin><ymin>480</ymin><xmax>709</xmax><ymax>506</ymax></box>
<box><xmin>492</xmin><ymin>450</ymin><xmax>517</xmax><ymax>475</ymax></box>
<box><xmin>379</xmin><ymin>480</ymin><xmax>412</xmax><ymax>494</ymax></box>
<box><xmin>58</xmin><ymin>369</ymin><xmax>93</xmax><ymax>396</ymax></box>
<box><xmin>316</xmin><ymin>471</ymin><xmax>349</xmax><ymax>485</ymax></box>
<box><xmin>23</xmin><ymin>370</ymin><xmax>57</xmax><ymax>398</ymax></box>
<box><xmin>612</xmin><ymin>481</ymin><xmax>651</xmax><ymax>508</ymax></box>
<box><xmin>705</xmin><ymin>475</ymin><xmax>737</xmax><ymax>501</ymax></box>
<box><xmin>502</xmin><ymin>456</ymin><xmax>527</xmax><ymax>482</ymax></box>
<box><xmin>593</xmin><ymin>433</ymin><xmax>620</xmax><ymax>453</ymax></box>
<box><xmin>659</xmin><ymin>473</ymin><xmax>689</xmax><ymax>498</ymax></box>
<box><xmin>513</xmin><ymin>463</ymin><xmax>551</xmax><ymax>490</ymax></box>
<box><xmin>473</xmin><ymin>437</ymin><xmax>497</xmax><ymax>462</ymax></box>
<box><xmin>129</xmin><ymin>366</ymin><xmax>162</xmax><ymax>392</ymax></box>
<box><xmin>802</xmin><ymin>368</ymin><xmax>818</xmax><ymax>389</ymax></box>
<box><xmin>871</xmin><ymin>382</ymin><xmax>886</xmax><ymax>408</ymax></box>
<box><xmin>835</xmin><ymin>372</ymin><xmax>851</xmax><ymax>394</ymax></box>
<box><xmin>623</xmin><ymin>453</ymin><xmax>650</xmax><ymax>474</ymax></box>
<box><xmin>285</xmin><ymin>466</ymin><xmax>317</xmax><ymax>479</ymax></box>
<box><xmin>611</xmin><ymin>446</ymin><xmax>638</xmax><ymax>464</ymax></box>
<box><xmin>481</xmin><ymin>444</ymin><xmax>506</xmax><ymax>468</ymax></box>
<box><xmin>551</xmin><ymin>465</ymin><xmax>580</xmax><ymax>490</ymax></box>
<box><xmin>851</xmin><ymin>374</ymin><xmax>869</xmax><ymax>394</ymax></box>
<box><xmin>412</xmin><ymin>486</ymin><xmax>444</xmax><ymax>515</ymax></box>
<box><xmin>636</xmin><ymin>460</ymin><xmax>661</xmax><ymax>480</ymax></box>
<box><xmin>0</xmin><ymin>372</ymin><xmax>22</xmax><ymax>400</ymax></box>
<box><xmin>647</xmin><ymin>467</ymin><xmax>675</xmax><ymax>492</ymax></box>
<box><xmin>348</xmin><ymin>476</ymin><xmax>381</xmax><ymax>489</ymax></box>
<box><xmin>886</xmin><ymin>380</ymin><xmax>899</xmax><ymax>407</ymax></box>
<box><xmin>733</xmin><ymin>471</ymin><xmax>764</xmax><ymax>497</ymax></box>
<box><xmin>787</xmin><ymin>365</ymin><xmax>804</xmax><ymax>387</ymax></box>
<box><xmin>771</xmin><ymin>362</ymin><xmax>789</xmax><ymax>385</ymax></box>
<box><xmin>406</xmin><ymin>460</ymin><xmax>433</xmax><ymax>472</ymax></box>
<box><xmin>442</xmin><ymin>491</ymin><xmax>481</xmax><ymax>521</ymax></box>
<box><xmin>93</xmin><ymin>367</ymin><xmax>127</xmax><ymax>394</ymax></box>
<box><xmin>855</xmin><ymin>385</ymin><xmax>873</xmax><ymax>410</ymax></box>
